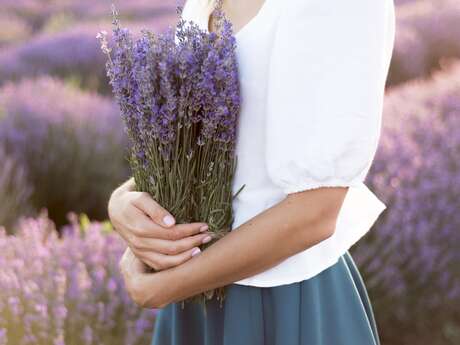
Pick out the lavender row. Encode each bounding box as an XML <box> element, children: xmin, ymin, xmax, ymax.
<box><xmin>0</xmin><ymin>19</ymin><xmax>176</xmax><ymax>94</ymax></box>
<box><xmin>353</xmin><ymin>59</ymin><xmax>460</xmax><ymax>345</ymax></box>
<box><xmin>0</xmin><ymin>212</ymin><xmax>157</xmax><ymax>345</ymax></box>
<box><xmin>388</xmin><ymin>0</ymin><xmax>460</xmax><ymax>86</ymax></box>
<box><xmin>1</xmin><ymin>0</ymin><xmax>176</xmax><ymax>37</ymax></box>
<box><xmin>0</xmin><ymin>76</ymin><xmax>129</xmax><ymax>228</ymax></box>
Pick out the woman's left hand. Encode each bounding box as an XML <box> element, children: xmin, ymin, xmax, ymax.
<box><xmin>119</xmin><ymin>247</ymin><xmax>173</xmax><ymax>309</ymax></box>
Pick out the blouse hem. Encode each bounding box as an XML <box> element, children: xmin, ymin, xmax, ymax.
<box><xmin>232</xmin><ymin>182</ymin><xmax>386</xmax><ymax>287</ymax></box>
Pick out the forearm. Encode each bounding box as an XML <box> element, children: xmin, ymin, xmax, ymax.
<box><xmin>150</xmin><ymin>187</ymin><xmax>347</xmax><ymax>303</ymax></box>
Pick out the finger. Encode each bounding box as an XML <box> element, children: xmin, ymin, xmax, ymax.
<box><xmin>129</xmin><ymin>245</ymin><xmax>158</xmax><ymax>270</ymax></box>
<box><xmin>131</xmin><ymin>192</ymin><xmax>176</xmax><ymax>228</ymax></box>
<box><xmin>161</xmin><ymin>222</ymin><xmax>210</xmax><ymax>241</ymax></box>
<box><xmin>131</xmin><ymin>232</ymin><xmax>213</xmax><ymax>255</ymax></box>
<box><xmin>126</xmin><ymin>207</ymin><xmax>167</xmax><ymax>238</ymax></box>
<box><xmin>136</xmin><ymin>247</ymin><xmax>202</xmax><ymax>271</ymax></box>
<box><xmin>129</xmin><ymin>212</ymin><xmax>209</xmax><ymax>240</ymax></box>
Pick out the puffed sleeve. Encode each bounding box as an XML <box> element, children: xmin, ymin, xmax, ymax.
<box><xmin>265</xmin><ymin>0</ymin><xmax>395</xmax><ymax>194</ymax></box>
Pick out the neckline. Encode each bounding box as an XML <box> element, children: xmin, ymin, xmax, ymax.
<box><xmin>207</xmin><ymin>0</ymin><xmax>269</xmax><ymax>38</ymax></box>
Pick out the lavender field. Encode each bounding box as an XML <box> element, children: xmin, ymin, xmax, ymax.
<box><xmin>0</xmin><ymin>0</ymin><xmax>459</xmax><ymax>344</ymax></box>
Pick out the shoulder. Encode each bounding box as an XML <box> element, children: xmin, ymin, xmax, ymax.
<box><xmin>273</xmin><ymin>0</ymin><xmax>394</xmax><ymax>28</ymax></box>
<box><xmin>270</xmin><ymin>0</ymin><xmax>395</xmax><ymax>59</ymax></box>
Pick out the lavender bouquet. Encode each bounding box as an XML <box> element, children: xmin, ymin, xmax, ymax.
<box><xmin>97</xmin><ymin>4</ymin><xmax>244</xmax><ymax>308</ymax></box>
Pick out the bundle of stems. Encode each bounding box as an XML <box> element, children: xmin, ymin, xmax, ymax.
<box><xmin>98</xmin><ymin>3</ymin><xmax>244</xmax><ymax>308</ymax></box>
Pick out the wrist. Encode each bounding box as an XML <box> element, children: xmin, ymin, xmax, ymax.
<box><xmin>164</xmin><ymin>258</ymin><xmax>205</xmax><ymax>304</ymax></box>
<box><xmin>145</xmin><ymin>269</ymin><xmax>180</xmax><ymax>308</ymax></box>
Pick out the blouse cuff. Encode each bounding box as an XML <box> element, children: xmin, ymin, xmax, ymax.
<box><xmin>279</xmin><ymin>178</ymin><xmax>365</xmax><ymax>195</ymax></box>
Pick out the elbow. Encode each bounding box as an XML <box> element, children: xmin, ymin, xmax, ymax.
<box><xmin>288</xmin><ymin>188</ymin><xmax>346</xmax><ymax>248</ymax></box>
<box><xmin>293</xmin><ymin>207</ymin><xmax>340</xmax><ymax>250</ymax></box>
<box><xmin>292</xmin><ymin>194</ymin><xmax>341</xmax><ymax>248</ymax></box>
<box><xmin>310</xmin><ymin>209</ymin><xmax>338</xmax><ymax>243</ymax></box>
<box><xmin>319</xmin><ymin>198</ymin><xmax>343</xmax><ymax>239</ymax></box>
<box><xmin>319</xmin><ymin>213</ymin><xmax>338</xmax><ymax>240</ymax></box>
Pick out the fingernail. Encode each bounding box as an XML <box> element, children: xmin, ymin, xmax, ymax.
<box><xmin>191</xmin><ymin>247</ymin><xmax>201</xmax><ymax>257</ymax></box>
<box><xmin>163</xmin><ymin>215</ymin><xmax>175</xmax><ymax>227</ymax></box>
<box><xmin>199</xmin><ymin>224</ymin><xmax>209</xmax><ymax>232</ymax></box>
<box><xmin>202</xmin><ymin>235</ymin><xmax>212</xmax><ymax>244</ymax></box>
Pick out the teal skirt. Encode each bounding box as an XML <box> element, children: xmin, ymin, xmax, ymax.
<box><xmin>151</xmin><ymin>251</ymin><xmax>381</xmax><ymax>345</ymax></box>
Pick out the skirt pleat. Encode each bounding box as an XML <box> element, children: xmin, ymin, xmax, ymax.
<box><xmin>151</xmin><ymin>251</ymin><xmax>381</xmax><ymax>345</ymax></box>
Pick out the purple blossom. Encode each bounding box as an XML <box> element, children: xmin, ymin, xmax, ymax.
<box><xmin>0</xmin><ymin>212</ymin><xmax>157</xmax><ymax>345</ymax></box>
<box><xmin>98</xmin><ymin>4</ymin><xmax>241</xmax><ymax>160</ymax></box>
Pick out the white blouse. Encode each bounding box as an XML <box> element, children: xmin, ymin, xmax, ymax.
<box><xmin>182</xmin><ymin>0</ymin><xmax>396</xmax><ymax>287</ymax></box>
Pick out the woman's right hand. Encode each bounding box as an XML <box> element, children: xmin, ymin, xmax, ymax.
<box><xmin>108</xmin><ymin>178</ymin><xmax>213</xmax><ymax>271</ymax></box>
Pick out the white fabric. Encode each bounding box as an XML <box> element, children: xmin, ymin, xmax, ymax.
<box><xmin>182</xmin><ymin>0</ymin><xmax>396</xmax><ymax>287</ymax></box>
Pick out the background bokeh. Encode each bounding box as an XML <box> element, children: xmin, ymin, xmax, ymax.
<box><xmin>0</xmin><ymin>0</ymin><xmax>459</xmax><ymax>344</ymax></box>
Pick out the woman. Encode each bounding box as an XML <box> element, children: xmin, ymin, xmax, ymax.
<box><xmin>108</xmin><ymin>0</ymin><xmax>396</xmax><ymax>344</ymax></box>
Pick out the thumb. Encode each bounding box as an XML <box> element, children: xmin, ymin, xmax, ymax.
<box><xmin>133</xmin><ymin>192</ymin><xmax>176</xmax><ymax>228</ymax></box>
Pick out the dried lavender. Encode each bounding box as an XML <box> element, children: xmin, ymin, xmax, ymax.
<box><xmin>98</xmin><ymin>3</ymin><xmax>244</xmax><ymax>307</ymax></box>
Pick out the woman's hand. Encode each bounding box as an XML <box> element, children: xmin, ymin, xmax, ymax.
<box><xmin>119</xmin><ymin>247</ymin><xmax>173</xmax><ymax>309</ymax></box>
<box><xmin>108</xmin><ymin>178</ymin><xmax>213</xmax><ymax>270</ymax></box>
